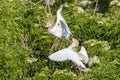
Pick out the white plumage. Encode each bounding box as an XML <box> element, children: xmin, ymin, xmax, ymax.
<box><xmin>78</xmin><ymin>46</ymin><xmax>89</xmax><ymax>64</ymax></box>
<box><xmin>49</xmin><ymin>48</ymin><xmax>86</xmax><ymax>68</ymax></box>
<box><xmin>48</xmin><ymin>38</ymin><xmax>88</xmax><ymax>69</ymax></box>
<box><xmin>46</xmin><ymin>5</ymin><xmax>71</xmax><ymax>40</ymax></box>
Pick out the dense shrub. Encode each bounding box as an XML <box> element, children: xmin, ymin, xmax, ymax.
<box><xmin>0</xmin><ymin>0</ymin><xmax>120</xmax><ymax>80</ymax></box>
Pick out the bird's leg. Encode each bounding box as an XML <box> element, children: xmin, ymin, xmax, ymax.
<box><xmin>78</xmin><ymin>67</ymin><xmax>82</xmax><ymax>75</ymax></box>
<box><xmin>49</xmin><ymin>38</ymin><xmax>58</xmax><ymax>54</ymax></box>
<box><xmin>49</xmin><ymin>39</ymin><xmax>62</xmax><ymax>54</ymax></box>
<box><xmin>57</xmin><ymin>39</ymin><xmax>63</xmax><ymax>50</ymax></box>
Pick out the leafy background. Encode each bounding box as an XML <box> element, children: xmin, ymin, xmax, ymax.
<box><xmin>0</xmin><ymin>0</ymin><xmax>120</xmax><ymax>80</ymax></box>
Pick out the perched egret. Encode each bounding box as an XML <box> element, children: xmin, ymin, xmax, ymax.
<box><xmin>48</xmin><ymin>38</ymin><xmax>89</xmax><ymax>75</ymax></box>
<box><xmin>45</xmin><ymin>4</ymin><xmax>71</xmax><ymax>53</ymax></box>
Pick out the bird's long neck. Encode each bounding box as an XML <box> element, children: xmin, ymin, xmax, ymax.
<box><xmin>68</xmin><ymin>43</ymin><xmax>76</xmax><ymax>49</ymax></box>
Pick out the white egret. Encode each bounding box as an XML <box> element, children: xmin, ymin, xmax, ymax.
<box><xmin>45</xmin><ymin>4</ymin><xmax>71</xmax><ymax>53</ymax></box>
<box><xmin>48</xmin><ymin>38</ymin><xmax>89</xmax><ymax>75</ymax></box>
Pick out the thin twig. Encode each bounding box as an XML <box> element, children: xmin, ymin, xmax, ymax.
<box><xmin>94</xmin><ymin>0</ymin><xmax>99</xmax><ymax>15</ymax></box>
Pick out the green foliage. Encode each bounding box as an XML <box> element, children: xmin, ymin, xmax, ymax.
<box><xmin>0</xmin><ymin>0</ymin><xmax>120</xmax><ymax>80</ymax></box>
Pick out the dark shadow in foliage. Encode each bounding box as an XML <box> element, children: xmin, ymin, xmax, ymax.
<box><xmin>94</xmin><ymin>0</ymin><xmax>112</xmax><ymax>13</ymax></box>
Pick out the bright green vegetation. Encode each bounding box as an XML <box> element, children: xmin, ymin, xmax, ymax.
<box><xmin>0</xmin><ymin>0</ymin><xmax>120</xmax><ymax>80</ymax></box>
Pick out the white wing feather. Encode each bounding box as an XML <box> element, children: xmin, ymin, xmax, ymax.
<box><xmin>50</xmin><ymin>4</ymin><xmax>71</xmax><ymax>39</ymax></box>
<box><xmin>79</xmin><ymin>46</ymin><xmax>89</xmax><ymax>63</ymax></box>
<box><xmin>60</xmin><ymin>20</ymin><xmax>71</xmax><ymax>39</ymax></box>
<box><xmin>49</xmin><ymin>49</ymin><xmax>68</xmax><ymax>61</ymax></box>
<box><xmin>57</xmin><ymin>5</ymin><xmax>71</xmax><ymax>37</ymax></box>
<box><xmin>57</xmin><ymin>5</ymin><xmax>64</xmax><ymax>21</ymax></box>
<box><xmin>49</xmin><ymin>48</ymin><xmax>86</xmax><ymax>68</ymax></box>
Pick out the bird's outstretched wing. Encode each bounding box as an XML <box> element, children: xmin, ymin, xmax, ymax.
<box><xmin>78</xmin><ymin>46</ymin><xmax>89</xmax><ymax>64</ymax></box>
<box><xmin>49</xmin><ymin>48</ymin><xmax>86</xmax><ymax>68</ymax></box>
<box><xmin>60</xmin><ymin>20</ymin><xmax>71</xmax><ymax>39</ymax></box>
<box><xmin>49</xmin><ymin>49</ymin><xmax>69</xmax><ymax>61</ymax></box>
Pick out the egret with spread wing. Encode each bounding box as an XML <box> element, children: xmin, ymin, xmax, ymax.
<box><xmin>45</xmin><ymin>4</ymin><xmax>71</xmax><ymax>53</ymax></box>
<box><xmin>49</xmin><ymin>38</ymin><xmax>89</xmax><ymax>75</ymax></box>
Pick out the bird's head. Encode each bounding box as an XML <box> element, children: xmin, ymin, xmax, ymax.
<box><xmin>45</xmin><ymin>23</ymin><xmax>53</xmax><ymax>28</ymax></box>
<box><xmin>71</xmin><ymin>38</ymin><xmax>79</xmax><ymax>47</ymax></box>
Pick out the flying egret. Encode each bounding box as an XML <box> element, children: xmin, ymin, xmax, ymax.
<box><xmin>48</xmin><ymin>38</ymin><xmax>89</xmax><ymax>75</ymax></box>
<box><xmin>45</xmin><ymin>4</ymin><xmax>71</xmax><ymax>53</ymax></box>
